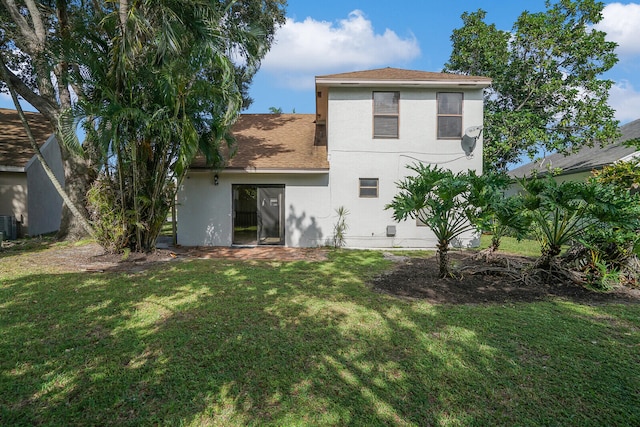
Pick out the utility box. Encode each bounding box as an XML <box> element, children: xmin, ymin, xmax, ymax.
<box><xmin>0</xmin><ymin>216</ymin><xmax>17</xmax><ymax>240</ymax></box>
<box><xmin>386</xmin><ymin>225</ymin><xmax>396</xmax><ymax>237</ymax></box>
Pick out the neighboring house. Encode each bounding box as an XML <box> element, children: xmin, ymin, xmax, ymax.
<box><xmin>177</xmin><ymin>67</ymin><xmax>491</xmax><ymax>248</ymax></box>
<box><xmin>0</xmin><ymin>108</ymin><xmax>64</xmax><ymax>238</ymax></box>
<box><xmin>509</xmin><ymin>118</ymin><xmax>640</xmax><ymax>184</ymax></box>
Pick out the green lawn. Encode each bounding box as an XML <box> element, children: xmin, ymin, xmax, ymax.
<box><xmin>1</xmin><ymin>246</ymin><xmax>638</xmax><ymax>426</ymax></box>
<box><xmin>478</xmin><ymin>234</ymin><xmax>542</xmax><ymax>257</ymax></box>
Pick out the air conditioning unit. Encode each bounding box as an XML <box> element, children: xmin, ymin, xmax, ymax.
<box><xmin>0</xmin><ymin>215</ymin><xmax>17</xmax><ymax>240</ymax></box>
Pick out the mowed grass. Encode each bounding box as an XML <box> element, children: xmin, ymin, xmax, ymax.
<box><xmin>1</xmin><ymin>246</ymin><xmax>639</xmax><ymax>426</ymax></box>
<box><xmin>478</xmin><ymin>234</ymin><xmax>542</xmax><ymax>257</ymax></box>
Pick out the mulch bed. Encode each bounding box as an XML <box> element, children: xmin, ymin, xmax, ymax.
<box><xmin>371</xmin><ymin>252</ymin><xmax>640</xmax><ymax>305</ymax></box>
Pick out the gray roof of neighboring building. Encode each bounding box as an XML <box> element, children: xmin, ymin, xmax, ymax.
<box><xmin>509</xmin><ymin>118</ymin><xmax>640</xmax><ymax>178</ymax></box>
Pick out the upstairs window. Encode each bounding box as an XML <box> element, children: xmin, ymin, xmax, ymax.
<box><xmin>437</xmin><ymin>92</ymin><xmax>463</xmax><ymax>139</ymax></box>
<box><xmin>359</xmin><ymin>178</ymin><xmax>379</xmax><ymax>198</ymax></box>
<box><xmin>373</xmin><ymin>91</ymin><xmax>399</xmax><ymax>138</ymax></box>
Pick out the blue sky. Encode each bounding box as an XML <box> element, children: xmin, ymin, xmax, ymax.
<box><xmin>246</xmin><ymin>1</ymin><xmax>640</xmax><ymax>123</ymax></box>
<box><xmin>2</xmin><ymin>1</ymin><xmax>639</xmax><ymax>123</ymax></box>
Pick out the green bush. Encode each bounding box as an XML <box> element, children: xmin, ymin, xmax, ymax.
<box><xmin>387</xmin><ymin>164</ymin><xmax>480</xmax><ymax>277</ymax></box>
<box><xmin>578</xmin><ymin>179</ymin><xmax>640</xmax><ymax>287</ymax></box>
<box><xmin>467</xmin><ymin>172</ymin><xmax>530</xmax><ymax>252</ymax></box>
<box><xmin>86</xmin><ymin>178</ymin><xmax>129</xmax><ymax>253</ymax></box>
<box><xmin>521</xmin><ymin>176</ymin><xmax>640</xmax><ymax>287</ymax></box>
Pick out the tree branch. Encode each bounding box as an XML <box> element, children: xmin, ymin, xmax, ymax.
<box><xmin>1</xmin><ymin>0</ymin><xmax>39</xmax><ymax>51</ymax></box>
<box><xmin>0</xmin><ymin>53</ymin><xmax>58</xmax><ymax>123</ymax></box>
<box><xmin>24</xmin><ymin>0</ymin><xmax>47</xmax><ymax>45</ymax></box>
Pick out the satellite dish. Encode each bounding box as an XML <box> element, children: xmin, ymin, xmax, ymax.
<box><xmin>464</xmin><ymin>125</ymin><xmax>483</xmax><ymax>139</ymax></box>
<box><xmin>461</xmin><ymin>126</ymin><xmax>483</xmax><ymax>156</ymax></box>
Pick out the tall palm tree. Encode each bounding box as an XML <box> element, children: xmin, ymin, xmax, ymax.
<box><xmin>2</xmin><ymin>0</ymin><xmax>285</xmax><ymax>249</ymax></box>
<box><xmin>69</xmin><ymin>0</ymin><xmax>278</xmax><ymax>252</ymax></box>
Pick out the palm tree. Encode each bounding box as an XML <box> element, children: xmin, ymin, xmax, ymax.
<box><xmin>387</xmin><ymin>164</ymin><xmax>479</xmax><ymax>278</ymax></box>
<box><xmin>69</xmin><ymin>0</ymin><xmax>280</xmax><ymax>252</ymax></box>
<box><xmin>2</xmin><ymin>1</ymin><xmax>285</xmax><ymax>249</ymax></box>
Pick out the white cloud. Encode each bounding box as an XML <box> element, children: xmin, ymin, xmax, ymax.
<box><xmin>609</xmin><ymin>80</ymin><xmax>640</xmax><ymax>122</ymax></box>
<box><xmin>261</xmin><ymin>10</ymin><xmax>420</xmax><ymax>89</ymax></box>
<box><xmin>594</xmin><ymin>3</ymin><xmax>640</xmax><ymax>57</ymax></box>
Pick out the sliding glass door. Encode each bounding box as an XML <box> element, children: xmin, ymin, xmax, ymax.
<box><xmin>233</xmin><ymin>185</ymin><xmax>284</xmax><ymax>245</ymax></box>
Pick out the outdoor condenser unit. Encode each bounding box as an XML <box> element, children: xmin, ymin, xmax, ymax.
<box><xmin>0</xmin><ymin>215</ymin><xmax>17</xmax><ymax>240</ymax></box>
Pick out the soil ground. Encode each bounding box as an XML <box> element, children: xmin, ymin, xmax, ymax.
<box><xmin>1</xmin><ymin>242</ymin><xmax>327</xmax><ymax>273</ymax></box>
<box><xmin>372</xmin><ymin>252</ymin><xmax>640</xmax><ymax>305</ymax></box>
<box><xmin>3</xmin><ymin>242</ymin><xmax>638</xmax><ymax>305</ymax></box>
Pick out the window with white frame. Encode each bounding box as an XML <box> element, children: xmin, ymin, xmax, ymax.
<box><xmin>373</xmin><ymin>91</ymin><xmax>399</xmax><ymax>138</ymax></box>
<box><xmin>359</xmin><ymin>178</ymin><xmax>379</xmax><ymax>198</ymax></box>
<box><xmin>437</xmin><ymin>92</ymin><xmax>463</xmax><ymax>139</ymax></box>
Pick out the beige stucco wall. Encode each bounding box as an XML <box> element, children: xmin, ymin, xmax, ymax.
<box><xmin>0</xmin><ymin>136</ymin><xmax>64</xmax><ymax>237</ymax></box>
<box><xmin>325</xmin><ymin>86</ymin><xmax>484</xmax><ymax>248</ymax></box>
<box><xmin>0</xmin><ymin>171</ymin><xmax>28</xmax><ymax>227</ymax></box>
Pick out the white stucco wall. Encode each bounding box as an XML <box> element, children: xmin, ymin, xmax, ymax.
<box><xmin>325</xmin><ymin>86</ymin><xmax>484</xmax><ymax>248</ymax></box>
<box><xmin>25</xmin><ymin>136</ymin><xmax>64</xmax><ymax>236</ymax></box>
<box><xmin>178</xmin><ymin>171</ymin><xmax>332</xmax><ymax>247</ymax></box>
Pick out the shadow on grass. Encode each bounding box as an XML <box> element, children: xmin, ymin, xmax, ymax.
<box><xmin>0</xmin><ymin>235</ymin><xmax>66</xmax><ymax>257</ymax></box>
<box><xmin>1</xmin><ymin>251</ymin><xmax>638</xmax><ymax>425</ymax></box>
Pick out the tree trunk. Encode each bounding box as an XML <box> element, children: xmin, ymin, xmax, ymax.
<box><xmin>536</xmin><ymin>245</ymin><xmax>562</xmax><ymax>270</ymax></box>
<box><xmin>57</xmin><ymin>146</ymin><xmax>95</xmax><ymax>240</ymax></box>
<box><xmin>437</xmin><ymin>243</ymin><xmax>451</xmax><ymax>278</ymax></box>
<box><xmin>490</xmin><ymin>235</ymin><xmax>501</xmax><ymax>252</ymax></box>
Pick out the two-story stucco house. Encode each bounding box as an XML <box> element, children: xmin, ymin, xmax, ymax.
<box><xmin>177</xmin><ymin>68</ymin><xmax>491</xmax><ymax>248</ymax></box>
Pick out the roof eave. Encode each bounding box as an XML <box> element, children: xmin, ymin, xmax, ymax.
<box><xmin>0</xmin><ymin>165</ymin><xmax>26</xmax><ymax>172</ymax></box>
<box><xmin>226</xmin><ymin>167</ymin><xmax>330</xmax><ymax>174</ymax></box>
<box><xmin>315</xmin><ymin>78</ymin><xmax>491</xmax><ymax>89</ymax></box>
<box><xmin>190</xmin><ymin>167</ymin><xmax>330</xmax><ymax>174</ymax></box>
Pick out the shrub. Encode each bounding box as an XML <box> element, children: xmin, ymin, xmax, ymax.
<box><xmin>467</xmin><ymin>172</ymin><xmax>530</xmax><ymax>252</ymax></box>
<box><xmin>521</xmin><ymin>176</ymin><xmax>640</xmax><ymax>287</ymax></box>
<box><xmin>86</xmin><ymin>178</ymin><xmax>129</xmax><ymax>253</ymax></box>
<box><xmin>578</xmin><ymin>179</ymin><xmax>640</xmax><ymax>287</ymax></box>
<box><xmin>387</xmin><ymin>164</ymin><xmax>479</xmax><ymax>277</ymax></box>
<box><xmin>520</xmin><ymin>177</ymin><xmax>597</xmax><ymax>268</ymax></box>
<box><xmin>332</xmin><ymin>206</ymin><xmax>350</xmax><ymax>248</ymax></box>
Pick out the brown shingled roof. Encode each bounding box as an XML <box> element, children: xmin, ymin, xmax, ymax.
<box><xmin>316</xmin><ymin>67</ymin><xmax>490</xmax><ymax>83</ymax></box>
<box><xmin>192</xmin><ymin>114</ymin><xmax>329</xmax><ymax>171</ymax></box>
<box><xmin>0</xmin><ymin>108</ymin><xmax>54</xmax><ymax>169</ymax></box>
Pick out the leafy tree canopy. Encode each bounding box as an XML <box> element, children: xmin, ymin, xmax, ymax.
<box><xmin>0</xmin><ymin>0</ymin><xmax>287</xmax><ymax>250</ymax></box>
<box><xmin>444</xmin><ymin>0</ymin><xmax>619</xmax><ymax>172</ymax></box>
